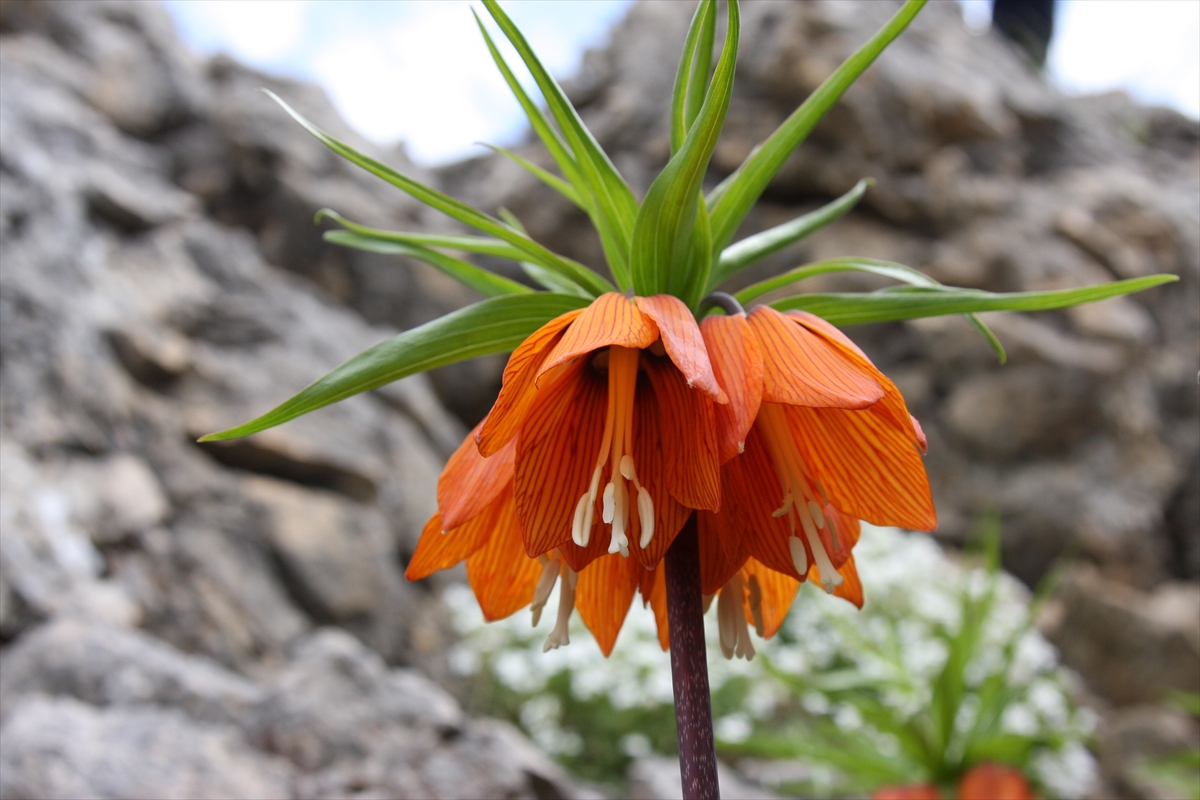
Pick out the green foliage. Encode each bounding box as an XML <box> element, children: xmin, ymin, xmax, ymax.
<box><xmin>199</xmin><ymin>293</ymin><xmax>588</xmax><ymax>442</ymax></box>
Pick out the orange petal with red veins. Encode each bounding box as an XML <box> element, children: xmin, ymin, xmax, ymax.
<box><xmin>477</xmin><ymin>309</ymin><xmax>582</xmax><ymax>456</ymax></box>
<box><xmin>641</xmin><ymin>565</ymin><xmax>670</xmax><ymax>651</ymax></box>
<box><xmin>872</xmin><ymin>785</ymin><xmax>945</xmax><ymax>800</ymax></box>
<box><xmin>831</xmin><ymin>554</ymin><xmax>863</xmax><ymax>608</ymax></box>
<box><xmin>466</xmin><ymin>493</ymin><xmax>541</xmax><ymax>620</ymax></box>
<box><xmin>643</xmin><ymin>356</ymin><xmax>720</xmax><ymax>512</ymax></box>
<box><xmin>701</xmin><ymin>314</ymin><xmax>763</xmax><ymax>463</ymax></box>
<box><xmin>748</xmin><ymin>306</ymin><xmax>883</xmax><ymax>409</ymax></box>
<box><xmin>514</xmin><ymin>361</ymin><xmax>608</xmax><ymax>558</ymax></box>
<box><xmin>439</xmin><ymin>423</ymin><xmax>515</xmax><ymax>530</ymax></box>
<box><xmin>637</xmin><ymin>295</ymin><xmax>726</xmax><ymax>403</ymax></box>
<box><xmin>958</xmin><ymin>764</ymin><xmax>1036</xmax><ymax>800</ymax></box>
<box><xmin>697</xmin><ymin>511</ymin><xmax>744</xmax><ymax>595</ymax></box>
<box><xmin>627</xmin><ymin>379</ymin><xmax>694</xmax><ymax>568</ymax></box>
<box><xmin>538</xmin><ymin>293</ymin><xmax>658</xmax><ymax>379</ymax></box>
<box><xmin>820</xmin><ymin>505</ymin><xmax>861</xmax><ymax>570</ymax></box>
<box><xmin>790</xmin><ymin>311</ymin><xmax>925</xmax><ymax>450</ymax></box>
<box><xmin>785</xmin><ymin>404</ymin><xmax>937</xmax><ymax>531</ymax></box>
<box><xmin>575</xmin><ymin>551</ymin><xmax>640</xmax><ymax>656</ymax></box>
<box><xmin>717</xmin><ymin>428</ymin><xmax>803</xmax><ymax>580</ymax></box>
<box><xmin>740</xmin><ymin>559</ymin><xmax>800</xmax><ymax>639</ymax></box>
<box><xmin>405</xmin><ymin>507</ymin><xmax>493</xmax><ymax>581</ymax></box>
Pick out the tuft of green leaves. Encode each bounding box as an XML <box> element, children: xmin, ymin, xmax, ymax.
<box><xmin>205</xmin><ymin>0</ymin><xmax>1177</xmax><ymax>444</ymax></box>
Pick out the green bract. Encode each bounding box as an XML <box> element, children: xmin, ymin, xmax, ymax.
<box><xmin>201</xmin><ymin>0</ymin><xmax>1177</xmax><ymax>443</ymax></box>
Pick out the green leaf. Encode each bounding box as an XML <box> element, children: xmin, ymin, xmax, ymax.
<box><xmin>323</xmin><ymin>231</ymin><xmax>531</xmax><ymax>298</ymax></box>
<box><xmin>199</xmin><ymin>293</ymin><xmax>589</xmax><ymax>442</ymax></box>
<box><xmin>264</xmin><ymin>90</ymin><xmax>613</xmax><ymax>298</ymax></box>
<box><xmin>481</xmin><ymin>0</ymin><xmax>638</xmax><ymax>289</ymax></box>
<box><xmin>630</xmin><ymin>0</ymin><xmax>739</xmax><ymax>303</ymax></box>
<box><xmin>478</xmin><ymin>143</ymin><xmax>584</xmax><ymax>208</ymax></box>
<box><xmin>710</xmin><ymin>179</ymin><xmax>872</xmax><ymax>289</ymax></box>
<box><xmin>670</xmin><ymin>0</ymin><xmax>717</xmax><ymax>154</ymax></box>
<box><xmin>707</xmin><ymin>0</ymin><xmax>926</xmax><ymax>250</ymax></box>
<box><xmin>316</xmin><ymin>209</ymin><xmax>527</xmax><ymax>260</ymax></box>
<box><xmin>768</xmin><ymin>275</ymin><xmax>1177</xmax><ymax>326</ymax></box>
<box><xmin>735</xmin><ymin>256</ymin><xmax>1006</xmax><ymax>361</ymax></box>
<box><xmin>497</xmin><ymin>208</ymin><xmax>593</xmax><ymax>298</ymax></box>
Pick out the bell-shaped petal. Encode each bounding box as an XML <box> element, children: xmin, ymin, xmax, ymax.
<box><xmin>439</xmin><ymin>422</ymin><xmax>515</xmax><ymax>530</ymax></box>
<box><xmin>701</xmin><ymin>313</ymin><xmax>764</xmax><ymax>463</ymax></box>
<box><xmin>784</xmin><ymin>403</ymin><xmax>937</xmax><ymax>531</ymax></box>
<box><xmin>539</xmin><ymin>292</ymin><xmax>658</xmax><ymax>377</ymax></box>
<box><xmin>643</xmin><ymin>355</ymin><xmax>721</xmax><ymax>512</ymax></box>
<box><xmin>637</xmin><ymin>294</ymin><xmax>726</xmax><ymax>403</ymax></box>
<box><xmin>575</xmin><ymin>551</ymin><xmax>641</xmax><ymax>656</ymax></box>
<box><xmin>466</xmin><ymin>492</ymin><xmax>542</xmax><ymax>620</ymax></box>
<box><xmin>514</xmin><ymin>360</ymin><xmax>610</xmax><ymax>557</ymax></box>
<box><xmin>748</xmin><ymin>306</ymin><xmax>883</xmax><ymax>409</ymax></box>
<box><xmin>477</xmin><ymin>308</ymin><xmax>581</xmax><ymax>456</ymax></box>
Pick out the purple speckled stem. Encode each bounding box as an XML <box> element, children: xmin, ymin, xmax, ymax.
<box><xmin>664</xmin><ymin>514</ymin><xmax>720</xmax><ymax>800</ymax></box>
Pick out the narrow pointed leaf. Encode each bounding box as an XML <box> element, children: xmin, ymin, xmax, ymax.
<box><xmin>768</xmin><ymin>275</ymin><xmax>1178</xmax><ymax>326</ymax></box>
<box><xmin>482</xmin><ymin>0</ymin><xmax>638</xmax><ymax>288</ymax></box>
<box><xmin>264</xmin><ymin>90</ymin><xmax>613</xmax><ymax>297</ymax></box>
<box><xmin>498</xmin><ymin>208</ymin><xmax>594</xmax><ymax>298</ymax></box>
<box><xmin>316</xmin><ymin>209</ymin><xmax>527</xmax><ymax>260</ymax></box>
<box><xmin>474</xmin><ymin>10</ymin><xmax>632</xmax><ymax>288</ymax></box>
<box><xmin>708</xmin><ymin>0</ymin><xmax>926</xmax><ymax>250</ymax></box>
<box><xmin>199</xmin><ymin>293</ymin><xmax>589</xmax><ymax>442</ymax></box>
<box><xmin>630</xmin><ymin>0</ymin><xmax>739</xmax><ymax>299</ymax></box>
<box><xmin>670</xmin><ymin>0</ymin><xmax>717</xmax><ymax>154</ymax></box>
<box><xmin>710</xmin><ymin>178</ymin><xmax>872</xmax><ymax>290</ymax></box>
<box><xmin>471</xmin><ymin>14</ymin><xmax>583</xmax><ymax>189</ymax></box>
<box><xmin>478</xmin><ymin>144</ymin><xmax>584</xmax><ymax>207</ymax></box>
<box><xmin>323</xmin><ymin>231</ymin><xmax>531</xmax><ymax>298</ymax></box>
<box><xmin>736</xmin><ymin>256</ymin><xmax>1006</xmax><ymax>361</ymax></box>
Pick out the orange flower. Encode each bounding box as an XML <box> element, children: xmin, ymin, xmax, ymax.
<box><xmin>872</xmin><ymin>785</ymin><xmax>944</xmax><ymax>800</ymax></box>
<box><xmin>957</xmin><ymin>764</ymin><xmax>1037</xmax><ymax>800</ymax></box>
<box><xmin>690</xmin><ymin>305</ymin><xmax>935</xmax><ymax>651</ymax></box>
<box><xmin>407</xmin><ymin>292</ymin><xmax>727</xmax><ymax>655</ymax></box>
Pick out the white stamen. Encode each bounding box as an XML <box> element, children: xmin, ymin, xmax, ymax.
<box><xmin>619</xmin><ymin>454</ymin><xmax>636</xmax><ymax>481</ymax></box>
<box><xmin>602</xmin><ymin>482</ymin><xmax>616</xmax><ymax>524</ymax></box>
<box><xmin>571</xmin><ymin>494</ymin><xmax>589</xmax><ymax>546</ymax></box>
<box><xmin>609</xmin><ymin>479</ymin><xmax>629</xmax><ymax>556</ymax></box>
<box><xmin>717</xmin><ymin>575</ymin><xmax>756</xmax><ymax>661</ymax></box>
<box><xmin>637</xmin><ymin>487</ymin><xmax>655</xmax><ymax>548</ymax></box>
<box><xmin>530</xmin><ymin>557</ymin><xmax>560</xmax><ymax>627</ymax></box>
<box><xmin>807</xmin><ymin>500</ymin><xmax>826</xmax><ymax>530</ymax></box>
<box><xmin>789</xmin><ymin>535</ymin><xmax>808</xmax><ymax>575</ymax></box>
<box><xmin>803</xmin><ymin>520</ymin><xmax>843</xmax><ymax>592</ymax></box>
<box><xmin>747</xmin><ymin>574</ymin><xmax>765</xmax><ymax>637</ymax></box>
<box><xmin>772</xmin><ymin>493</ymin><xmax>794</xmax><ymax>518</ymax></box>
<box><xmin>543</xmin><ymin>565</ymin><xmax>577</xmax><ymax>652</ymax></box>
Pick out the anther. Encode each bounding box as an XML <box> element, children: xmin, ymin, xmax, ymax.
<box><xmin>637</xmin><ymin>487</ymin><xmax>655</xmax><ymax>548</ymax></box>
<box><xmin>789</xmin><ymin>535</ymin><xmax>808</xmax><ymax>575</ymax></box>
<box><xmin>543</xmin><ymin>564</ymin><xmax>577</xmax><ymax>652</ymax></box>
<box><xmin>531</xmin><ymin>556</ymin><xmax>560</xmax><ymax>627</ymax></box>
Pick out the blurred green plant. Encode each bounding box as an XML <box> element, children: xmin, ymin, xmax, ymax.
<box><xmin>444</xmin><ymin>525</ymin><xmax>1097</xmax><ymax>796</ymax></box>
<box><xmin>1131</xmin><ymin>691</ymin><xmax>1200</xmax><ymax>800</ymax></box>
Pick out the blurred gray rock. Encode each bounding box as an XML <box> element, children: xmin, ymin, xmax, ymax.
<box><xmin>1041</xmin><ymin>566</ymin><xmax>1200</xmax><ymax>705</ymax></box>
<box><xmin>627</xmin><ymin>756</ymin><xmax>778</xmax><ymax>800</ymax></box>
<box><xmin>0</xmin><ymin>695</ymin><xmax>295</xmax><ymax>800</ymax></box>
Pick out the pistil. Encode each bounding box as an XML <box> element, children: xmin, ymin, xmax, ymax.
<box><xmin>543</xmin><ymin>562</ymin><xmax>577</xmax><ymax>652</ymax></box>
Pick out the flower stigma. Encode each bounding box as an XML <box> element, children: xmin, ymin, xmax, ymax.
<box><xmin>571</xmin><ymin>346</ymin><xmax>654</xmax><ymax>557</ymax></box>
<box><xmin>757</xmin><ymin>403</ymin><xmax>843</xmax><ymax>592</ymax></box>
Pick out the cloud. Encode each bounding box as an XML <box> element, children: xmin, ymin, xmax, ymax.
<box><xmin>166</xmin><ymin>0</ymin><xmax>312</xmax><ymax>64</ymax></box>
<box><xmin>1049</xmin><ymin>0</ymin><xmax>1200</xmax><ymax>118</ymax></box>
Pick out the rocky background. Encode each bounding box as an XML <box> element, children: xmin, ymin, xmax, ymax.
<box><xmin>0</xmin><ymin>1</ymin><xmax>1196</xmax><ymax>798</ymax></box>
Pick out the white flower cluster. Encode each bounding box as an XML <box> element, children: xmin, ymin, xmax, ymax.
<box><xmin>443</xmin><ymin>526</ymin><xmax>1098</xmax><ymax>798</ymax></box>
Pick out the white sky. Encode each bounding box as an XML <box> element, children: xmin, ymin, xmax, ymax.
<box><xmin>165</xmin><ymin>0</ymin><xmax>1200</xmax><ymax>166</ymax></box>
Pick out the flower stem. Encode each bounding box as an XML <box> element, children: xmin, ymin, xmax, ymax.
<box><xmin>665</xmin><ymin>514</ymin><xmax>720</xmax><ymax>799</ymax></box>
